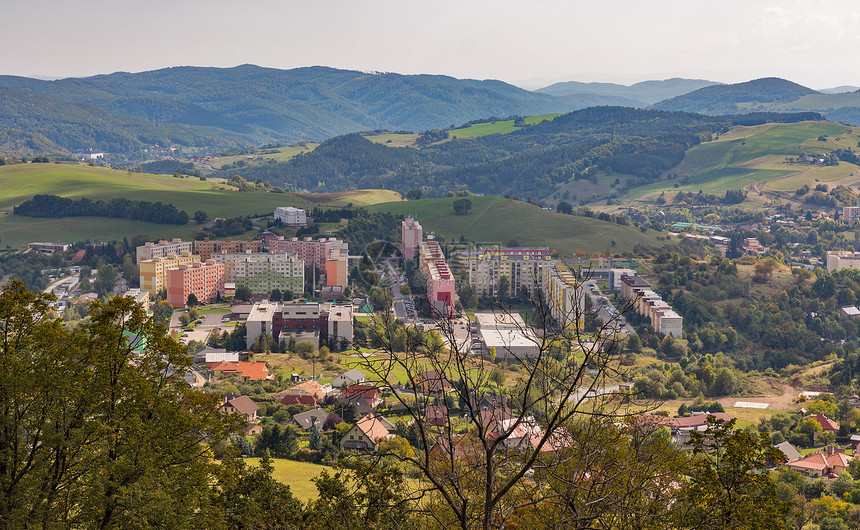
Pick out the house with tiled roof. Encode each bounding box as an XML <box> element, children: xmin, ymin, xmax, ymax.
<box><xmin>415</xmin><ymin>369</ymin><xmax>453</xmax><ymax>393</ymax></box>
<box><xmin>340</xmin><ymin>413</ymin><xmax>392</xmax><ymax>452</ymax></box>
<box><xmin>341</xmin><ymin>384</ymin><xmax>382</xmax><ymax>408</ymax></box>
<box><xmin>786</xmin><ymin>448</ymin><xmax>853</xmax><ymax>477</ymax></box>
<box><xmin>291</xmin><ymin>408</ymin><xmax>329</xmax><ymax>430</ymax></box>
<box><xmin>806</xmin><ymin>413</ymin><xmax>840</xmax><ymax>432</ymax></box>
<box><xmin>218</xmin><ymin>395</ymin><xmax>259</xmax><ymax>423</ymax></box>
<box><xmin>210</xmin><ymin>361</ymin><xmax>270</xmax><ymax>381</ymax></box>
<box><xmin>281</xmin><ymin>393</ymin><xmax>317</xmax><ymax>407</ymax></box>
<box><xmin>424</xmin><ymin>405</ymin><xmax>450</xmax><ymax>427</ymax></box>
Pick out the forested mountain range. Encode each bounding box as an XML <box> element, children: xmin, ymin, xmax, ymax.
<box><xmin>537</xmin><ymin>78</ymin><xmax>720</xmax><ymax>105</ymax></box>
<box><xmin>0</xmin><ymin>65</ymin><xmax>643</xmax><ymax>154</ymax></box>
<box><xmin>651</xmin><ymin>77</ymin><xmax>820</xmax><ymax>114</ymax></box>
<box><xmin>215</xmin><ymin>107</ymin><xmax>821</xmax><ymax>200</ymax></box>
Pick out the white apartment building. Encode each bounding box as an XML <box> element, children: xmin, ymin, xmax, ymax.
<box><xmin>274</xmin><ymin>207</ymin><xmax>308</xmax><ymax>227</ymax></box>
<box><xmin>212</xmin><ymin>251</ymin><xmax>304</xmax><ymax>295</ymax></box>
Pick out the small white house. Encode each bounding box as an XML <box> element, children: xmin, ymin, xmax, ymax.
<box><xmin>332</xmin><ymin>369</ymin><xmax>367</xmax><ymax>388</ymax></box>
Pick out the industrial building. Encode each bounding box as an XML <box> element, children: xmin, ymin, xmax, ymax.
<box><xmin>474</xmin><ymin>312</ymin><xmax>540</xmax><ymax>359</ymax></box>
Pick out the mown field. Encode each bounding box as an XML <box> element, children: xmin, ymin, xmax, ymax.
<box><xmin>0</xmin><ymin>164</ymin><xmax>401</xmax><ymax>248</ymax></box>
<box><xmin>367</xmin><ymin>196</ymin><xmax>663</xmax><ymax>254</ymax></box>
<box><xmin>244</xmin><ymin>458</ymin><xmax>329</xmax><ymax>501</ymax></box>
<box><xmin>448</xmin><ymin>113</ymin><xmax>563</xmax><ymax>138</ymax></box>
<box><xmin>204</xmin><ymin>143</ymin><xmax>318</xmax><ymax>169</ymax></box>
<box><xmin>625</xmin><ymin>121</ymin><xmax>859</xmax><ymax>200</ymax></box>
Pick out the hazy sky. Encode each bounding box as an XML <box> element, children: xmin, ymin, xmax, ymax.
<box><xmin>4</xmin><ymin>0</ymin><xmax>859</xmax><ymax>89</ymax></box>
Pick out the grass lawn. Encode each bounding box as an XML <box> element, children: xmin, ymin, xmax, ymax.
<box><xmin>367</xmin><ymin>196</ymin><xmax>663</xmax><ymax>254</ymax></box>
<box><xmin>244</xmin><ymin>458</ymin><xmax>329</xmax><ymax>501</ymax></box>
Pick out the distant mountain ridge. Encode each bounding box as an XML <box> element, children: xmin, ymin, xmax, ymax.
<box><xmin>0</xmin><ymin>65</ymin><xmax>642</xmax><ymax>155</ymax></box>
<box><xmin>537</xmin><ymin>78</ymin><xmax>721</xmax><ymax>105</ymax></box>
<box><xmin>651</xmin><ymin>77</ymin><xmax>819</xmax><ymax>114</ymax></box>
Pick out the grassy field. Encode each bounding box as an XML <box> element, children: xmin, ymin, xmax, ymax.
<box><xmin>244</xmin><ymin>458</ymin><xmax>329</xmax><ymax>501</ymax></box>
<box><xmin>0</xmin><ymin>164</ymin><xmax>402</xmax><ymax>248</ymax></box>
<box><xmin>624</xmin><ymin>121</ymin><xmax>858</xmax><ymax>201</ymax></box>
<box><xmin>205</xmin><ymin>144</ymin><xmax>318</xmax><ymax>169</ymax></box>
<box><xmin>367</xmin><ymin>196</ymin><xmax>663</xmax><ymax>254</ymax></box>
<box><xmin>448</xmin><ymin>113</ymin><xmax>563</xmax><ymax>138</ymax></box>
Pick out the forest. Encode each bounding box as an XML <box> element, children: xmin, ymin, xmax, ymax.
<box><xmin>14</xmin><ymin>194</ymin><xmax>190</xmax><ymax>224</ymax></box>
<box><xmin>214</xmin><ymin>108</ymin><xmax>821</xmax><ymax>201</ymax></box>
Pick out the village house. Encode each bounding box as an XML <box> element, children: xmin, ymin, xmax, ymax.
<box><xmin>787</xmin><ymin>448</ymin><xmax>853</xmax><ymax>477</ymax></box>
<box><xmin>340</xmin><ymin>384</ymin><xmax>382</xmax><ymax>408</ymax></box>
<box><xmin>332</xmin><ymin>368</ymin><xmax>367</xmax><ymax>388</ymax></box>
<box><xmin>210</xmin><ymin>361</ymin><xmax>270</xmax><ymax>382</ymax></box>
<box><xmin>340</xmin><ymin>413</ymin><xmax>392</xmax><ymax>452</ymax></box>
<box><xmin>290</xmin><ymin>408</ymin><xmax>329</xmax><ymax>430</ymax></box>
<box><xmin>218</xmin><ymin>395</ymin><xmax>259</xmax><ymax>423</ymax></box>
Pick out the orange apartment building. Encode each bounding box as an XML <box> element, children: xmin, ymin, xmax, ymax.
<box><xmin>139</xmin><ymin>252</ymin><xmax>198</xmax><ymax>294</ymax></box>
<box><xmin>166</xmin><ymin>259</ymin><xmax>225</xmax><ymax>307</ymax></box>
<box><xmin>193</xmin><ymin>238</ymin><xmax>263</xmax><ymax>261</ymax></box>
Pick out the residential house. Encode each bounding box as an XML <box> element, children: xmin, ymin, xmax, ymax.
<box><xmin>807</xmin><ymin>413</ymin><xmax>840</xmax><ymax>433</ymax></box>
<box><xmin>341</xmin><ymin>384</ymin><xmax>382</xmax><ymax>408</ymax></box>
<box><xmin>218</xmin><ymin>395</ymin><xmax>259</xmax><ymax>423</ymax></box>
<box><xmin>337</xmin><ymin>394</ymin><xmax>374</xmax><ymax>417</ymax></box>
<box><xmin>787</xmin><ymin>448</ymin><xmax>854</xmax><ymax>477</ymax></box>
<box><xmin>424</xmin><ymin>405</ymin><xmax>450</xmax><ymax>427</ymax></box>
<box><xmin>281</xmin><ymin>394</ymin><xmax>318</xmax><ymax>407</ymax></box>
<box><xmin>210</xmin><ymin>361</ymin><xmax>270</xmax><ymax>382</ymax></box>
<box><xmin>415</xmin><ymin>369</ymin><xmax>453</xmax><ymax>393</ymax></box>
<box><xmin>291</xmin><ymin>408</ymin><xmax>329</xmax><ymax>430</ymax></box>
<box><xmin>332</xmin><ymin>369</ymin><xmax>367</xmax><ymax>388</ymax></box>
<box><xmin>340</xmin><ymin>413</ymin><xmax>392</xmax><ymax>452</ymax></box>
<box><xmin>775</xmin><ymin>441</ymin><xmax>801</xmax><ymax>463</ymax></box>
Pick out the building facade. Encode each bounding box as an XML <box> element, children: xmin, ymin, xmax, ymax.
<box><xmin>827</xmin><ymin>251</ymin><xmax>860</xmax><ymax>273</ymax></box>
<box><xmin>401</xmin><ymin>217</ymin><xmax>423</xmax><ymax>260</ymax></box>
<box><xmin>166</xmin><ymin>260</ymin><xmax>225</xmax><ymax>307</ymax></box>
<box><xmin>136</xmin><ymin>238</ymin><xmax>193</xmax><ymax>264</ymax></box>
<box><xmin>266</xmin><ymin>236</ymin><xmax>349</xmax><ymax>270</ymax></box>
<box><xmin>193</xmin><ymin>238</ymin><xmax>263</xmax><ymax>261</ymax></box>
<box><xmin>212</xmin><ymin>251</ymin><xmax>304</xmax><ymax>295</ymax></box>
<box><xmin>419</xmin><ymin>237</ymin><xmax>456</xmax><ymax>316</ymax></box>
<box><xmin>274</xmin><ymin>206</ymin><xmax>308</xmax><ymax>227</ymax></box>
<box><xmin>461</xmin><ymin>247</ymin><xmax>553</xmax><ymax>299</ymax></box>
<box><xmin>542</xmin><ymin>262</ymin><xmax>586</xmax><ymax>330</ymax></box>
<box><xmin>139</xmin><ymin>252</ymin><xmax>199</xmax><ymax>294</ymax></box>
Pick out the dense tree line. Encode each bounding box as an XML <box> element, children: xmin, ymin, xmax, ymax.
<box><xmin>14</xmin><ymin>194</ymin><xmax>190</xmax><ymax>224</ymax></box>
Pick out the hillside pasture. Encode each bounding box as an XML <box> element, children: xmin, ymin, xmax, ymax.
<box><xmin>449</xmin><ymin>113</ymin><xmax>562</xmax><ymax>138</ymax></box>
<box><xmin>367</xmin><ymin>196</ymin><xmax>663</xmax><ymax>254</ymax></box>
<box><xmin>204</xmin><ymin>143</ymin><xmax>318</xmax><ymax>169</ymax></box>
<box><xmin>0</xmin><ymin>163</ymin><xmax>400</xmax><ymax>248</ymax></box>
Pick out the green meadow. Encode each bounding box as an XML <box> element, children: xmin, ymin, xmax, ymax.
<box><xmin>0</xmin><ymin>164</ymin><xmax>401</xmax><ymax>248</ymax></box>
<box><xmin>625</xmin><ymin>121</ymin><xmax>858</xmax><ymax>200</ymax></box>
<box><xmin>449</xmin><ymin>113</ymin><xmax>562</xmax><ymax>138</ymax></box>
<box><xmin>244</xmin><ymin>458</ymin><xmax>329</xmax><ymax>501</ymax></box>
<box><xmin>367</xmin><ymin>196</ymin><xmax>662</xmax><ymax>254</ymax></box>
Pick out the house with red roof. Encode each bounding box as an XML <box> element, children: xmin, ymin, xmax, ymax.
<box><xmin>341</xmin><ymin>384</ymin><xmax>382</xmax><ymax>408</ymax></box>
<box><xmin>210</xmin><ymin>361</ymin><xmax>269</xmax><ymax>381</ymax></box>
<box><xmin>806</xmin><ymin>414</ymin><xmax>840</xmax><ymax>432</ymax></box>
<box><xmin>787</xmin><ymin>448</ymin><xmax>853</xmax><ymax>477</ymax></box>
<box><xmin>340</xmin><ymin>413</ymin><xmax>391</xmax><ymax>452</ymax></box>
<box><xmin>280</xmin><ymin>393</ymin><xmax>317</xmax><ymax>407</ymax></box>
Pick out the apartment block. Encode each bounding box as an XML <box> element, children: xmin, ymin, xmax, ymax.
<box><xmin>244</xmin><ymin>301</ymin><xmax>354</xmax><ymax>349</ymax></box>
<box><xmin>193</xmin><ymin>238</ymin><xmax>263</xmax><ymax>261</ymax></box>
<box><xmin>542</xmin><ymin>262</ymin><xmax>586</xmax><ymax>330</ymax></box>
<box><xmin>166</xmin><ymin>260</ymin><xmax>226</xmax><ymax>308</ymax></box>
<box><xmin>139</xmin><ymin>252</ymin><xmax>198</xmax><ymax>294</ymax></box>
<box><xmin>419</xmin><ymin>236</ymin><xmax>456</xmax><ymax>316</ymax></box>
<box><xmin>325</xmin><ymin>249</ymin><xmax>348</xmax><ymax>289</ymax></box>
<box><xmin>266</xmin><ymin>236</ymin><xmax>349</xmax><ymax>270</ymax></box>
<box><xmin>461</xmin><ymin>246</ymin><xmax>553</xmax><ymax>299</ymax></box>
<box><xmin>401</xmin><ymin>217</ymin><xmax>423</xmax><ymax>260</ymax></box>
<box><xmin>136</xmin><ymin>238</ymin><xmax>192</xmax><ymax>264</ymax></box>
<box><xmin>826</xmin><ymin>251</ymin><xmax>860</xmax><ymax>273</ymax></box>
<box><xmin>620</xmin><ymin>275</ymin><xmax>683</xmax><ymax>337</ymax></box>
<box><xmin>212</xmin><ymin>251</ymin><xmax>304</xmax><ymax>295</ymax></box>
<box><xmin>844</xmin><ymin>206</ymin><xmax>860</xmax><ymax>224</ymax></box>
<box><xmin>274</xmin><ymin>206</ymin><xmax>307</xmax><ymax>227</ymax></box>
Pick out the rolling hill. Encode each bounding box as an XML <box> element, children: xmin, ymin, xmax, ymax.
<box><xmin>0</xmin><ymin>163</ymin><xmax>401</xmax><ymax>248</ymax></box>
<box><xmin>366</xmin><ymin>196</ymin><xmax>662</xmax><ymax>254</ymax></box>
<box><xmin>651</xmin><ymin>78</ymin><xmax>819</xmax><ymax>114</ymax></box>
<box><xmin>0</xmin><ymin>65</ymin><xmax>642</xmax><ymax>154</ymax></box>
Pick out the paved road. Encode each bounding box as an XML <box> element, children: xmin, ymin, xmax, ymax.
<box><xmin>43</xmin><ymin>274</ymin><xmax>78</xmax><ymax>295</ymax></box>
<box><xmin>584</xmin><ymin>284</ymin><xmax>634</xmax><ymax>335</ymax></box>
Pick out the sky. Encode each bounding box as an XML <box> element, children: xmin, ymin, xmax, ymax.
<box><xmin>4</xmin><ymin>0</ymin><xmax>859</xmax><ymax>89</ymax></box>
